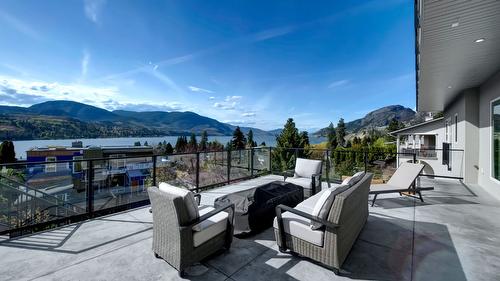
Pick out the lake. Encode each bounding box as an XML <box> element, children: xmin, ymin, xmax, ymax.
<box><xmin>13</xmin><ymin>135</ymin><xmax>325</xmax><ymax>160</ymax></box>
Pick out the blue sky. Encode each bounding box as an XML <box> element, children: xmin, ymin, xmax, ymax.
<box><xmin>0</xmin><ymin>0</ymin><xmax>415</xmax><ymax>131</ymax></box>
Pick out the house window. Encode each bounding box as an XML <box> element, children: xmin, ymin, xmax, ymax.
<box><xmin>493</xmin><ymin>100</ymin><xmax>500</xmax><ymax>180</ymax></box>
<box><xmin>455</xmin><ymin>114</ymin><xmax>458</xmax><ymax>143</ymax></box>
<box><xmin>45</xmin><ymin>157</ymin><xmax>57</xmax><ymax>173</ymax></box>
<box><xmin>73</xmin><ymin>156</ymin><xmax>84</xmax><ymax>173</ymax></box>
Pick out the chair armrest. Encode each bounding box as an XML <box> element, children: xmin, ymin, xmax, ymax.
<box><xmin>181</xmin><ymin>203</ymin><xmax>235</xmax><ymax>229</ymax></box>
<box><xmin>275</xmin><ymin>204</ymin><xmax>339</xmax><ymax>230</ymax></box>
<box><xmin>283</xmin><ymin>169</ymin><xmax>295</xmax><ymax>180</ymax></box>
<box><xmin>193</xmin><ymin>193</ymin><xmax>201</xmax><ymax>206</ymax></box>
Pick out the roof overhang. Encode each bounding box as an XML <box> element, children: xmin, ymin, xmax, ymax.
<box><xmin>415</xmin><ymin>0</ymin><xmax>500</xmax><ymax>112</ymax></box>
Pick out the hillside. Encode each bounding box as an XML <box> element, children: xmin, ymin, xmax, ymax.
<box><xmin>314</xmin><ymin>105</ymin><xmax>421</xmax><ymax>136</ymax></box>
<box><xmin>0</xmin><ymin>101</ymin><xmax>276</xmax><ymax>140</ymax></box>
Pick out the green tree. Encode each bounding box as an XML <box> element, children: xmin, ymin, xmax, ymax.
<box><xmin>326</xmin><ymin>122</ymin><xmax>337</xmax><ymax>149</ymax></box>
<box><xmin>165</xmin><ymin>143</ymin><xmax>174</xmax><ymax>154</ymax></box>
<box><xmin>336</xmin><ymin>118</ymin><xmax>346</xmax><ymax>147</ymax></box>
<box><xmin>247</xmin><ymin>129</ymin><xmax>257</xmax><ymax>148</ymax></box>
<box><xmin>188</xmin><ymin>133</ymin><xmax>198</xmax><ymax>152</ymax></box>
<box><xmin>231</xmin><ymin>126</ymin><xmax>246</xmax><ymax>150</ymax></box>
<box><xmin>134</xmin><ymin>141</ymin><xmax>141</xmax><ymax>146</ymax></box>
<box><xmin>387</xmin><ymin>118</ymin><xmax>404</xmax><ymax>132</ymax></box>
<box><xmin>175</xmin><ymin>136</ymin><xmax>188</xmax><ymax>153</ymax></box>
<box><xmin>273</xmin><ymin>118</ymin><xmax>309</xmax><ymax>171</ymax></box>
<box><xmin>0</xmin><ymin>141</ymin><xmax>16</xmax><ymax>164</ymax></box>
<box><xmin>144</xmin><ymin>141</ymin><xmax>149</xmax><ymax>146</ymax></box>
<box><xmin>260</xmin><ymin>141</ymin><xmax>266</xmax><ymax>147</ymax></box>
<box><xmin>199</xmin><ymin>130</ymin><xmax>208</xmax><ymax>151</ymax></box>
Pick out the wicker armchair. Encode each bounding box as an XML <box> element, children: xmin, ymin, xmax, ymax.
<box><xmin>274</xmin><ymin>173</ymin><xmax>373</xmax><ymax>274</ymax></box>
<box><xmin>283</xmin><ymin>157</ymin><xmax>323</xmax><ymax>197</ymax></box>
<box><xmin>148</xmin><ymin>184</ymin><xmax>234</xmax><ymax>277</ymax></box>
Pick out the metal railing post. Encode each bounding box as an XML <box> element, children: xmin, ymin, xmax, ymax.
<box><xmin>152</xmin><ymin>155</ymin><xmax>157</xmax><ymax>187</ymax></box>
<box><xmin>269</xmin><ymin>147</ymin><xmax>272</xmax><ymax>173</ymax></box>
<box><xmin>87</xmin><ymin>160</ymin><xmax>94</xmax><ymax>215</ymax></box>
<box><xmin>325</xmin><ymin>150</ymin><xmax>330</xmax><ymax>185</ymax></box>
<box><xmin>413</xmin><ymin>152</ymin><xmax>417</xmax><ymax>164</ymax></box>
<box><xmin>364</xmin><ymin>150</ymin><xmax>368</xmax><ymax>172</ymax></box>
<box><xmin>227</xmin><ymin>149</ymin><xmax>231</xmax><ymax>184</ymax></box>
<box><xmin>195</xmin><ymin>152</ymin><xmax>200</xmax><ymax>191</ymax></box>
<box><xmin>295</xmin><ymin>148</ymin><xmax>299</xmax><ymax>161</ymax></box>
<box><xmin>250</xmin><ymin>148</ymin><xmax>254</xmax><ymax>177</ymax></box>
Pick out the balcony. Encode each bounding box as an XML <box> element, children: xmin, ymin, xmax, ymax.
<box><xmin>1</xmin><ymin>176</ymin><xmax>499</xmax><ymax>280</ymax></box>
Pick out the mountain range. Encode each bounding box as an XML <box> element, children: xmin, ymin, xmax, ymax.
<box><xmin>313</xmin><ymin>105</ymin><xmax>424</xmax><ymax>137</ymax></box>
<box><xmin>0</xmin><ymin>101</ymin><xmax>421</xmax><ymax>141</ymax></box>
<box><xmin>0</xmin><ymin>101</ymin><xmax>275</xmax><ymax>140</ymax></box>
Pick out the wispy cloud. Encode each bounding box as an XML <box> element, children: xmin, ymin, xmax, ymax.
<box><xmin>327</xmin><ymin>79</ymin><xmax>349</xmax><ymax>89</ymax></box>
<box><xmin>188</xmin><ymin>85</ymin><xmax>214</xmax><ymax>94</ymax></box>
<box><xmin>208</xmin><ymin>96</ymin><xmax>215</xmax><ymax>100</ymax></box>
<box><xmin>242</xmin><ymin>112</ymin><xmax>256</xmax><ymax>117</ymax></box>
<box><xmin>213</xmin><ymin>102</ymin><xmax>236</xmax><ymax>110</ymax></box>
<box><xmin>0</xmin><ymin>9</ymin><xmax>40</xmax><ymax>40</ymax></box>
<box><xmin>225</xmin><ymin>95</ymin><xmax>242</xmax><ymax>102</ymax></box>
<box><xmin>0</xmin><ymin>75</ymin><xmax>188</xmax><ymax>112</ymax></box>
<box><xmin>84</xmin><ymin>0</ymin><xmax>106</xmax><ymax>24</ymax></box>
<box><xmin>80</xmin><ymin>49</ymin><xmax>91</xmax><ymax>81</ymax></box>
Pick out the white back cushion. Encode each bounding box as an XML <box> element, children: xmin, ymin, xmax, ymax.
<box><xmin>387</xmin><ymin>163</ymin><xmax>424</xmax><ymax>188</ymax></box>
<box><xmin>310</xmin><ymin>184</ymin><xmax>350</xmax><ymax>229</ymax></box>
<box><xmin>341</xmin><ymin>171</ymin><xmax>365</xmax><ymax>186</ymax></box>
<box><xmin>159</xmin><ymin>182</ymin><xmax>199</xmax><ymax>220</ymax></box>
<box><xmin>294</xmin><ymin>158</ymin><xmax>322</xmax><ymax>178</ymax></box>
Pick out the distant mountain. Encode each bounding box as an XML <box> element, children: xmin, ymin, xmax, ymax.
<box><xmin>0</xmin><ymin>100</ymin><xmax>277</xmax><ymax>140</ymax></box>
<box><xmin>314</xmin><ymin>105</ymin><xmax>419</xmax><ymax>136</ymax></box>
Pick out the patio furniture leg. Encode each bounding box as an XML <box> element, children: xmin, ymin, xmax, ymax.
<box><xmin>371</xmin><ymin>194</ymin><xmax>378</xmax><ymax>207</ymax></box>
<box><xmin>417</xmin><ymin>190</ymin><xmax>424</xmax><ymax>202</ymax></box>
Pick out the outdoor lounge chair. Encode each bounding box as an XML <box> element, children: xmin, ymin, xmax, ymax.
<box><xmin>283</xmin><ymin>157</ymin><xmax>323</xmax><ymax>197</ymax></box>
<box><xmin>274</xmin><ymin>173</ymin><xmax>373</xmax><ymax>274</ymax></box>
<box><xmin>369</xmin><ymin>162</ymin><xmax>434</xmax><ymax>206</ymax></box>
<box><xmin>147</xmin><ymin>183</ymin><xmax>234</xmax><ymax>277</ymax></box>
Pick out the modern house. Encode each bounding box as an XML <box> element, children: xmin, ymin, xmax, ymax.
<box><xmin>412</xmin><ymin>0</ymin><xmax>500</xmax><ymax>200</ymax></box>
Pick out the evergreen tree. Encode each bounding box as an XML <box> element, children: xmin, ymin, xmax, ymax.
<box><xmin>336</xmin><ymin>118</ymin><xmax>346</xmax><ymax>147</ymax></box>
<box><xmin>387</xmin><ymin>118</ymin><xmax>404</xmax><ymax>132</ymax></box>
<box><xmin>134</xmin><ymin>141</ymin><xmax>141</xmax><ymax>146</ymax></box>
<box><xmin>188</xmin><ymin>133</ymin><xmax>198</xmax><ymax>152</ymax></box>
<box><xmin>260</xmin><ymin>141</ymin><xmax>266</xmax><ymax>147</ymax></box>
<box><xmin>165</xmin><ymin>143</ymin><xmax>174</xmax><ymax>154</ymax></box>
<box><xmin>175</xmin><ymin>136</ymin><xmax>188</xmax><ymax>153</ymax></box>
<box><xmin>144</xmin><ymin>141</ymin><xmax>149</xmax><ymax>146</ymax></box>
<box><xmin>299</xmin><ymin>131</ymin><xmax>310</xmax><ymax>147</ymax></box>
<box><xmin>326</xmin><ymin>122</ymin><xmax>337</xmax><ymax>149</ymax></box>
<box><xmin>246</xmin><ymin>129</ymin><xmax>257</xmax><ymax>148</ymax></box>
<box><xmin>231</xmin><ymin>126</ymin><xmax>246</xmax><ymax>149</ymax></box>
<box><xmin>273</xmin><ymin>118</ymin><xmax>309</xmax><ymax>171</ymax></box>
<box><xmin>199</xmin><ymin>130</ymin><xmax>208</xmax><ymax>151</ymax></box>
<box><xmin>0</xmin><ymin>141</ymin><xmax>16</xmax><ymax>164</ymax></box>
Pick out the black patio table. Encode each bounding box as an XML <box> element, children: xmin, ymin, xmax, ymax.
<box><xmin>214</xmin><ymin>180</ymin><xmax>303</xmax><ymax>235</ymax></box>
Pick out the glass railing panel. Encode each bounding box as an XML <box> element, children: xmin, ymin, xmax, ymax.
<box><xmin>92</xmin><ymin>157</ymin><xmax>152</xmax><ymax>211</ymax></box>
<box><xmin>0</xmin><ymin>160</ymin><xmax>88</xmax><ymax>231</ymax></box>
<box><xmin>198</xmin><ymin>151</ymin><xmax>228</xmax><ymax>187</ymax></box>
<box><xmin>252</xmin><ymin>147</ymin><xmax>271</xmax><ymax>175</ymax></box>
<box><xmin>230</xmin><ymin>149</ymin><xmax>252</xmax><ymax>181</ymax></box>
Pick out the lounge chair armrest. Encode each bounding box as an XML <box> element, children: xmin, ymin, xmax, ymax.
<box><xmin>181</xmin><ymin>203</ymin><xmax>235</xmax><ymax>229</ymax></box>
<box><xmin>275</xmin><ymin>204</ymin><xmax>338</xmax><ymax>230</ymax></box>
<box><xmin>283</xmin><ymin>169</ymin><xmax>295</xmax><ymax>180</ymax></box>
<box><xmin>193</xmin><ymin>193</ymin><xmax>201</xmax><ymax>206</ymax></box>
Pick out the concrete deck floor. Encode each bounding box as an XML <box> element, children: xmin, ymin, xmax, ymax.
<box><xmin>1</xmin><ymin>178</ymin><xmax>499</xmax><ymax>281</ymax></box>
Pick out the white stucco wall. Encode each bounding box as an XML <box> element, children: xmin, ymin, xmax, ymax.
<box><xmin>478</xmin><ymin>71</ymin><xmax>500</xmax><ymax>200</ymax></box>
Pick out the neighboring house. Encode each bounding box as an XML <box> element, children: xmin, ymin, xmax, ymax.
<box><xmin>25</xmin><ymin>145</ymin><xmax>153</xmax><ymax>201</ymax></box>
<box><xmin>415</xmin><ymin>0</ymin><xmax>500</xmax><ymax>200</ymax></box>
<box><xmin>391</xmin><ymin>117</ymin><xmax>464</xmax><ymax>179</ymax></box>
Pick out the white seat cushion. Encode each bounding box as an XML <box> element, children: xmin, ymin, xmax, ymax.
<box><xmin>294</xmin><ymin>158</ymin><xmax>322</xmax><ymax>178</ymax></box>
<box><xmin>159</xmin><ymin>182</ymin><xmax>199</xmax><ymax>220</ymax></box>
<box><xmin>273</xmin><ymin>208</ymin><xmax>324</xmax><ymax>246</ymax></box>
<box><xmin>285</xmin><ymin>177</ymin><xmax>313</xmax><ymax>190</ymax></box>
<box><xmin>192</xmin><ymin>206</ymin><xmax>228</xmax><ymax>247</ymax></box>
